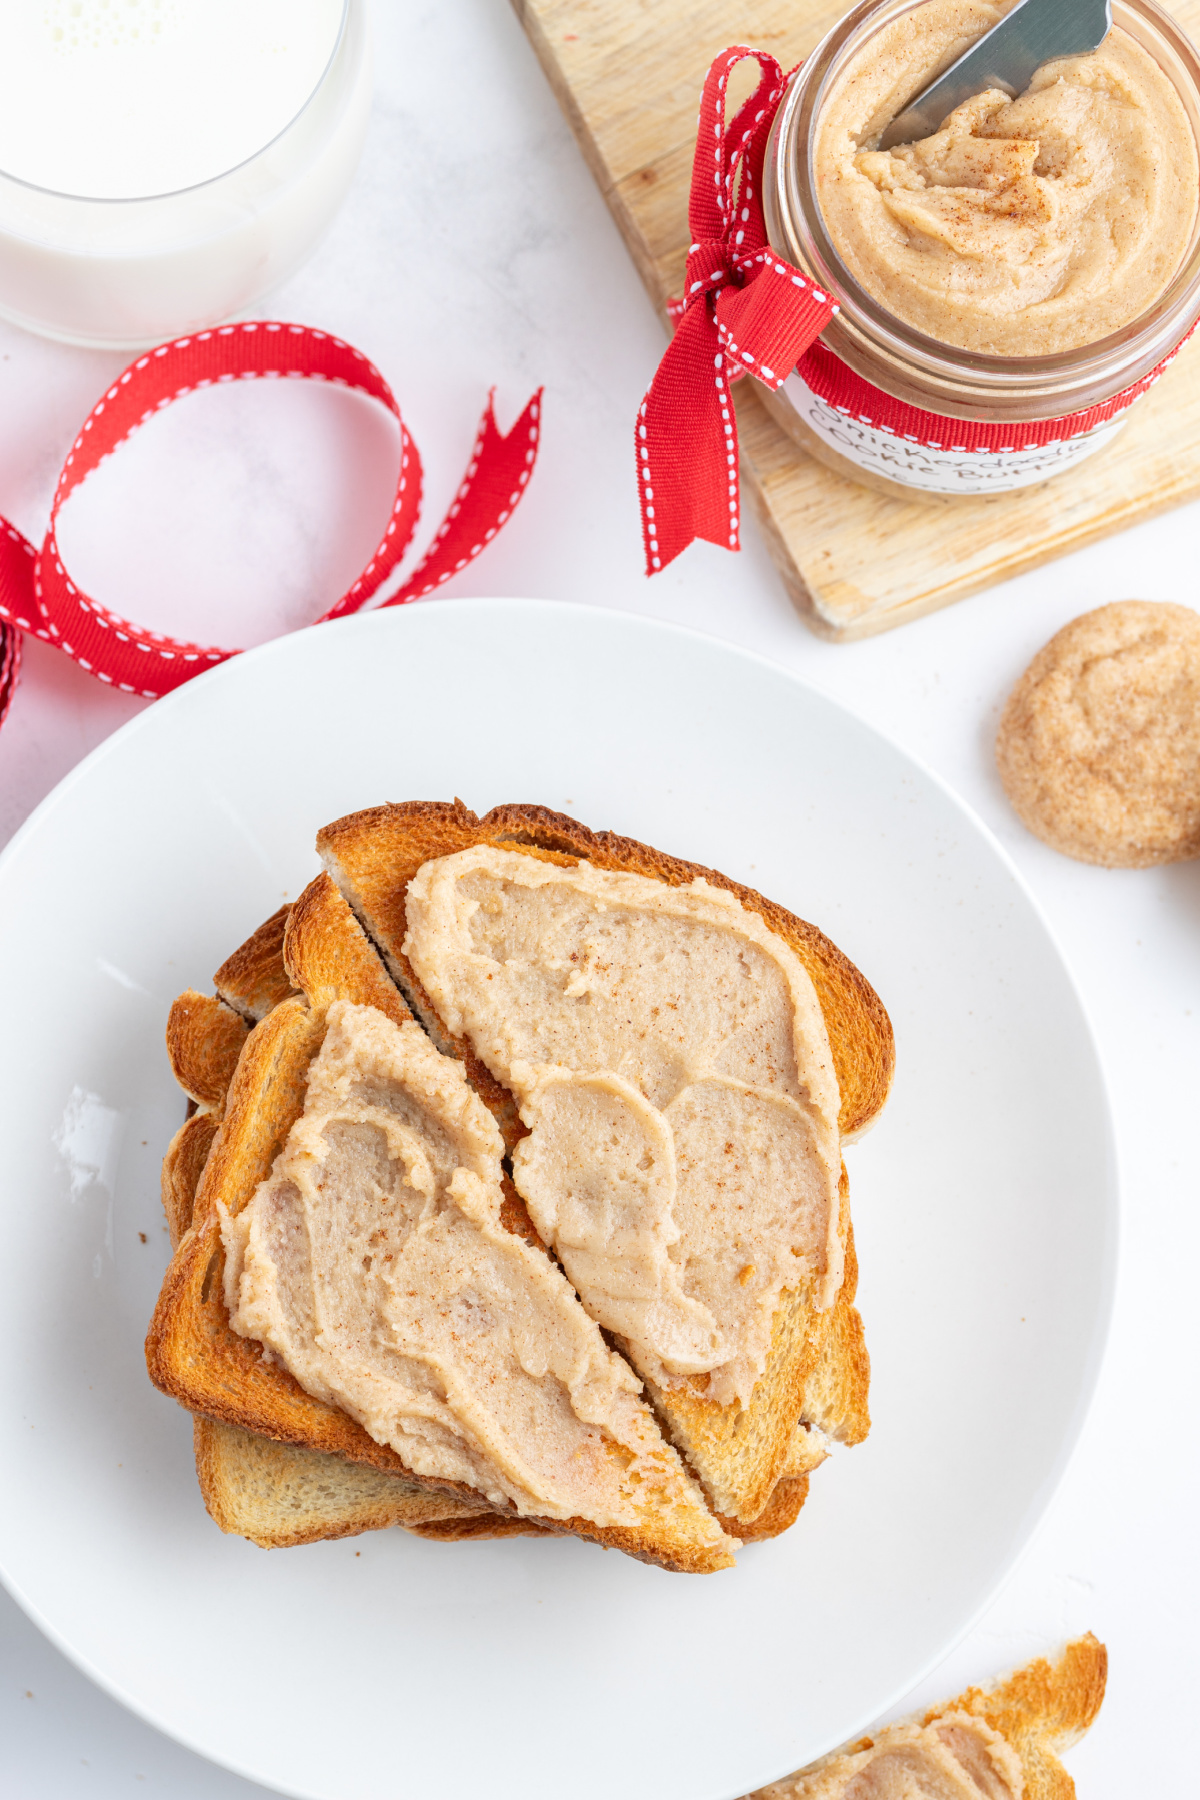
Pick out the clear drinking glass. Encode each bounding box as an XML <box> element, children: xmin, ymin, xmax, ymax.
<box><xmin>0</xmin><ymin>0</ymin><xmax>371</xmax><ymax>351</ymax></box>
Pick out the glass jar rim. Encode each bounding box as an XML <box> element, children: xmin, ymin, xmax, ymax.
<box><xmin>763</xmin><ymin>0</ymin><xmax>1200</xmax><ymax>417</ymax></box>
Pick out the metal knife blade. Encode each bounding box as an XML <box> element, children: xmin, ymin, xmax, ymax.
<box><xmin>878</xmin><ymin>0</ymin><xmax>1112</xmax><ymax>149</ymax></box>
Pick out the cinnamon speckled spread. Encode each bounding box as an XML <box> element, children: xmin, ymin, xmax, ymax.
<box><xmin>221</xmin><ymin>999</ymin><xmax>726</xmax><ymax>1544</ymax></box>
<box><xmin>814</xmin><ymin>0</ymin><xmax>1198</xmax><ymax>354</ymax></box>
<box><xmin>403</xmin><ymin>847</ymin><xmax>842</xmax><ymax>1408</ymax></box>
<box><xmin>749</xmin><ymin>1711</ymin><xmax>1023</xmax><ymax>1798</ymax></box>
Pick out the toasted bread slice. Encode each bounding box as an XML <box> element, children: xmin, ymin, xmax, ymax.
<box><xmin>166</xmin><ymin>988</ymin><xmax>250</xmax><ymax>1109</ymax></box>
<box><xmin>179</xmin><ymin>1145</ymin><xmax>806</xmax><ymax>1544</ymax></box>
<box><xmin>931</xmin><ymin>1635</ymin><xmax>1108</xmax><ymax>1800</ymax></box>
<box><xmin>316</xmin><ymin>801</ymin><xmax>890</xmax><ymax>1521</ymax></box>
<box><xmin>160</xmin><ymin>934</ymin><xmax>491</xmax><ymax>1546</ymax></box>
<box><xmin>193</xmin><ymin>1419</ymin><xmax>488</xmax><ymax>1546</ymax></box>
<box><xmin>161</xmin><ymin>988</ymin><xmax>250</xmax><ymax>1247</ymax></box>
<box><xmin>748</xmin><ymin>1636</ymin><xmax>1107</xmax><ymax>1799</ymax></box>
<box><xmin>165</xmin><ymin>971</ymin><xmax>814</xmax><ymax>1548</ymax></box>
<box><xmin>214</xmin><ymin>904</ymin><xmax>297</xmax><ymax>1022</ymax></box>
<box><xmin>150</xmin><ymin>878</ymin><xmax>507</xmax><ymax>1483</ymax></box>
<box><xmin>161</xmin><ymin>987</ymin><xmax>246</xmax><ymax>1262</ymax></box>
<box><xmin>635</xmin><ymin>1167</ymin><xmax>869</xmax><ymax>1524</ymax></box>
<box><xmin>716</xmin><ymin>1475</ymin><xmax>812</xmax><ymax>1545</ymax></box>
<box><xmin>149</xmin><ymin>875</ymin><xmax>734</xmax><ymax>1572</ymax></box>
<box><xmin>162</xmin><ymin>1108</ymin><xmax>222</xmax><ymax>1250</ymax></box>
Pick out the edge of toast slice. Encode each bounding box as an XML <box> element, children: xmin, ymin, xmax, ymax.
<box><xmin>193</xmin><ymin>1417</ymin><xmax>485</xmax><ymax>1547</ymax></box>
<box><xmin>214</xmin><ymin>905</ymin><xmax>298</xmax><ymax>1022</ymax></box>
<box><xmin>166</xmin><ymin>989</ymin><xmax>250</xmax><ymax>1110</ymax></box>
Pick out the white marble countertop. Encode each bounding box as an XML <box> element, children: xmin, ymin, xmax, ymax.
<box><xmin>2</xmin><ymin>1</ymin><xmax>1198</xmax><ymax>1794</ymax></box>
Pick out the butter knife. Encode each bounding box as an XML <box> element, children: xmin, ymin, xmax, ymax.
<box><xmin>878</xmin><ymin>0</ymin><xmax>1113</xmax><ymax>149</ymax></box>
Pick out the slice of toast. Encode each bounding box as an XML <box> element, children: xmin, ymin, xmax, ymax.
<box><xmin>193</xmin><ymin>1418</ymin><xmax>490</xmax><ymax>1546</ymax></box>
<box><xmin>148</xmin><ymin>874</ymin><xmax>735</xmax><ymax>1572</ymax></box>
<box><xmin>747</xmin><ymin>1635</ymin><xmax>1107</xmax><ymax>1799</ymax></box>
<box><xmin>213</xmin><ymin>905</ymin><xmax>298</xmax><ymax>1022</ymax></box>
<box><xmin>159</xmin><ymin>831</ymin><xmax>868</xmax><ymax>1551</ymax></box>
<box><xmin>162</xmin><ymin>940</ymin><xmax>494</xmax><ymax>1546</ymax></box>
<box><xmin>161</xmin><ymin>986</ymin><xmax>249</xmax><ymax>1247</ymax></box>
<box><xmin>935</xmin><ymin>1635</ymin><xmax>1108</xmax><ymax>1800</ymax></box>
<box><xmin>316</xmin><ymin>801</ymin><xmax>891</xmax><ymax>1522</ymax></box>
<box><xmin>166</xmin><ymin>990</ymin><xmax>810</xmax><ymax>1549</ymax></box>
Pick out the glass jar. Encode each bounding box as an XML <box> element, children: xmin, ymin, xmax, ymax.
<box><xmin>0</xmin><ymin>0</ymin><xmax>371</xmax><ymax>351</ymax></box>
<box><xmin>762</xmin><ymin>0</ymin><xmax>1200</xmax><ymax>500</ymax></box>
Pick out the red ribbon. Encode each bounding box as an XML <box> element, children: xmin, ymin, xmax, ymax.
<box><xmin>0</xmin><ymin>591</ymin><xmax>18</xmax><ymax>731</ymax></box>
<box><xmin>636</xmin><ymin>47</ymin><xmax>837</xmax><ymax>575</ymax></box>
<box><xmin>0</xmin><ymin>321</ymin><xmax>541</xmax><ymax>714</ymax></box>
<box><xmin>794</xmin><ymin>330</ymin><xmax>1195</xmax><ymax>450</ymax></box>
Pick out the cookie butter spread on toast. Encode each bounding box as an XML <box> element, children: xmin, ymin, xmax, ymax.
<box><xmin>755</xmin><ymin>1711</ymin><xmax>1023</xmax><ymax>1799</ymax></box>
<box><xmin>814</xmin><ymin>0</ymin><xmax>1199</xmax><ymax>354</ymax></box>
<box><xmin>403</xmin><ymin>847</ymin><xmax>843</xmax><ymax>1409</ymax></box>
<box><xmin>221</xmin><ymin>1000</ymin><xmax>726</xmax><ymax>1540</ymax></box>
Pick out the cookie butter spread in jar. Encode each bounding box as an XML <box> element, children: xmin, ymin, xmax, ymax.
<box><xmin>816</xmin><ymin>1</ymin><xmax>1197</xmax><ymax>356</ymax></box>
<box><xmin>763</xmin><ymin>0</ymin><xmax>1200</xmax><ymax>497</ymax></box>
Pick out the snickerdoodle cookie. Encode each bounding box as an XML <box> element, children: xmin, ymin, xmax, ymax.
<box><xmin>996</xmin><ymin>601</ymin><xmax>1200</xmax><ymax>868</ymax></box>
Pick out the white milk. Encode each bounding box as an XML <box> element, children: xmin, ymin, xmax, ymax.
<box><xmin>0</xmin><ymin>0</ymin><xmax>371</xmax><ymax>347</ymax></box>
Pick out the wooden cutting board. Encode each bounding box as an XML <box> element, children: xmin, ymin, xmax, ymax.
<box><xmin>512</xmin><ymin>0</ymin><xmax>1200</xmax><ymax>639</ymax></box>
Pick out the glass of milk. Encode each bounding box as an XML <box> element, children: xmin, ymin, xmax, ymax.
<box><xmin>0</xmin><ymin>0</ymin><xmax>371</xmax><ymax>349</ymax></box>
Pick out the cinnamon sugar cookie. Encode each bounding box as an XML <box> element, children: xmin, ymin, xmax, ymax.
<box><xmin>996</xmin><ymin>602</ymin><xmax>1200</xmax><ymax>867</ymax></box>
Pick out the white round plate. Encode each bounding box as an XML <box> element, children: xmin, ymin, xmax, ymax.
<box><xmin>0</xmin><ymin>600</ymin><xmax>1115</xmax><ymax>1800</ymax></box>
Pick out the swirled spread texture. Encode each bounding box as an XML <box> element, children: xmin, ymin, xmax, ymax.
<box><xmin>752</xmin><ymin>1711</ymin><xmax>1023</xmax><ymax>1798</ymax></box>
<box><xmin>814</xmin><ymin>0</ymin><xmax>1198</xmax><ymax>354</ymax></box>
<box><xmin>403</xmin><ymin>847</ymin><xmax>842</xmax><ymax>1410</ymax></box>
<box><xmin>221</xmin><ymin>999</ymin><xmax>727</xmax><ymax>1546</ymax></box>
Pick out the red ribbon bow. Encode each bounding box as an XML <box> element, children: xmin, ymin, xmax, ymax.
<box><xmin>0</xmin><ymin>322</ymin><xmax>542</xmax><ymax>730</ymax></box>
<box><xmin>636</xmin><ymin>47</ymin><xmax>839</xmax><ymax>575</ymax></box>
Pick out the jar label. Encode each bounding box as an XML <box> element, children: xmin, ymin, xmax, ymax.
<box><xmin>782</xmin><ymin>369</ymin><xmax>1128</xmax><ymax>495</ymax></box>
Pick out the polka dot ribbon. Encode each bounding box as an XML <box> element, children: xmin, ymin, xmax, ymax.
<box><xmin>0</xmin><ymin>321</ymin><xmax>542</xmax><ymax>726</ymax></box>
<box><xmin>636</xmin><ymin>48</ymin><xmax>838</xmax><ymax>575</ymax></box>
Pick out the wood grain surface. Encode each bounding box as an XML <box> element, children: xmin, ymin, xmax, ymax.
<box><xmin>512</xmin><ymin>0</ymin><xmax>1200</xmax><ymax>638</ymax></box>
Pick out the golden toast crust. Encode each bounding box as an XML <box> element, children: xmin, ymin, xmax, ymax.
<box><xmin>192</xmin><ymin>1417</ymin><xmax>479</xmax><ymax>1546</ymax></box>
<box><xmin>925</xmin><ymin>1634</ymin><xmax>1108</xmax><ymax>1800</ymax></box>
<box><xmin>407</xmin><ymin>1513</ymin><xmax>555</xmax><ymax>1542</ymax></box>
<box><xmin>161</xmin><ymin>1111</ymin><xmax>220</xmax><ymax>1251</ymax></box>
<box><xmin>166</xmin><ymin>990</ymin><xmax>249</xmax><ymax>1111</ymax></box>
<box><xmin>716</xmin><ymin>1475</ymin><xmax>811</xmax><ymax>1544</ymax></box>
<box><xmin>214</xmin><ymin>904</ymin><xmax>297</xmax><ymax>1021</ymax></box>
